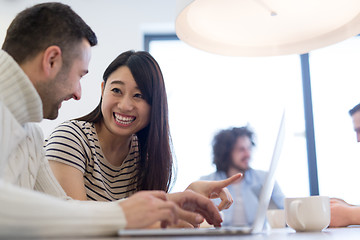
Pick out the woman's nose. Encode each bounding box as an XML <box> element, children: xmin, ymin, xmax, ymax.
<box><xmin>118</xmin><ymin>96</ymin><xmax>134</xmax><ymax>111</ymax></box>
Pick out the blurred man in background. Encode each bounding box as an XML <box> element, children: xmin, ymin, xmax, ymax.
<box><xmin>200</xmin><ymin>126</ymin><xmax>284</xmax><ymax>227</ymax></box>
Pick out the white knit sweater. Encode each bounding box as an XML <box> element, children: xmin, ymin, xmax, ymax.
<box><xmin>0</xmin><ymin>50</ymin><xmax>126</xmax><ymax>237</ymax></box>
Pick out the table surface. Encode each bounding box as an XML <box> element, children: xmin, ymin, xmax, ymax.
<box><xmin>60</xmin><ymin>226</ymin><xmax>360</xmax><ymax>240</ymax></box>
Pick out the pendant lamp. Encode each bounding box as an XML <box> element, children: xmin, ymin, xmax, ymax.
<box><xmin>175</xmin><ymin>0</ymin><xmax>360</xmax><ymax>56</ymax></box>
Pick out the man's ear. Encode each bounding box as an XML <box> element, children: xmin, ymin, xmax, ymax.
<box><xmin>42</xmin><ymin>46</ymin><xmax>62</xmax><ymax>78</ymax></box>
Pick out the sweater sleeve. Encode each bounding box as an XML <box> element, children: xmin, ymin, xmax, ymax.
<box><xmin>0</xmin><ymin>180</ymin><xmax>127</xmax><ymax>238</ymax></box>
<box><xmin>34</xmin><ymin>155</ymin><xmax>70</xmax><ymax>199</ymax></box>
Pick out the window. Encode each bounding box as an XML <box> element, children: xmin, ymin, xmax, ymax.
<box><xmin>310</xmin><ymin>37</ymin><xmax>360</xmax><ymax>204</ymax></box>
<box><xmin>147</xmin><ymin>35</ymin><xmax>309</xmax><ymax>197</ymax></box>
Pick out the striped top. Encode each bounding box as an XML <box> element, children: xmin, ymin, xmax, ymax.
<box><xmin>44</xmin><ymin>120</ymin><xmax>139</xmax><ymax>201</ymax></box>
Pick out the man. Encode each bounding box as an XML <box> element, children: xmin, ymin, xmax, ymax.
<box><xmin>200</xmin><ymin>126</ymin><xmax>284</xmax><ymax>226</ymax></box>
<box><xmin>349</xmin><ymin>103</ymin><xmax>360</xmax><ymax>142</ymax></box>
<box><xmin>329</xmin><ymin>103</ymin><xmax>360</xmax><ymax>227</ymax></box>
<box><xmin>0</xmin><ymin>2</ymin><xmax>232</xmax><ymax>237</ymax></box>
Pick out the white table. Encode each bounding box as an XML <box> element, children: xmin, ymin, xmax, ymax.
<box><xmin>60</xmin><ymin>226</ymin><xmax>360</xmax><ymax>240</ymax></box>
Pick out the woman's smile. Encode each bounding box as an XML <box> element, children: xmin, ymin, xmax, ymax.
<box><xmin>114</xmin><ymin>112</ymin><xmax>136</xmax><ymax>126</ymax></box>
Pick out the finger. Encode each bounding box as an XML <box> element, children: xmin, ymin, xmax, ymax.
<box><xmin>183</xmin><ymin>193</ymin><xmax>222</xmax><ymax>227</ymax></box>
<box><xmin>209</xmin><ymin>192</ymin><xmax>219</xmax><ymax>199</ymax></box>
<box><xmin>153</xmin><ymin>198</ymin><xmax>179</xmax><ymax>225</ymax></box>
<box><xmin>170</xmin><ymin>190</ymin><xmax>223</xmax><ymax>227</ymax></box>
<box><xmin>177</xmin><ymin>220</ymin><xmax>195</xmax><ymax>228</ymax></box>
<box><xmin>195</xmin><ymin>206</ymin><xmax>222</xmax><ymax>227</ymax></box>
<box><xmin>216</xmin><ymin>173</ymin><xmax>243</xmax><ymax>188</ymax></box>
<box><xmin>172</xmin><ymin>219</ymin><xmax>196</xmax><ymax>228</ymax></box>
<box><xmin>176</xmin><ymin>205</ymin><xmax>204</xmax><ymax>227</ymax></box>
<box><xmin>148</xmin><ymin>190</ymin><xmax>168</xmax><ymax>201</ymax></box>
<box><xmin>155</xmin><ymin>202</ymin><xmax>179</xmax><ymax>228</ymax></box>
<box><xmin>216</xmin><ymin>188</ymin><xmax>233</xmax><ymax>211</ymax></box>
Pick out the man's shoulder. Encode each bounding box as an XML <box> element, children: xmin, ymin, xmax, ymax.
<box><xmin>0</xmin><ymin>100</ymin><xmax>13</xmax><ymax>119</ymax></box>
<box><xmin>250</xmin><ymin>168</ymin><xmax>267</xmax><ymax>175</ymax></box>
<box><xmin>200</xmin><ymin>171</ymin><xmax>226</xmax><ymax>181</ymax></box>
<box><xmin>0</xmin><ymin>100</ymin><xmax>25</xmax><ymax>133</ymax></box>
<box><xmin>246</xmin><ymin>168</ymin><xmax>268</xmax><ymax>180</ymax></box>
<box><xmin>24</xmin><ymin>122</ymin><xmax>44</xmax><ymax>139</ymax></box>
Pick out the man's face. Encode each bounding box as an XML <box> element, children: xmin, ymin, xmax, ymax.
<box><xmin>230</xmin><ymin>136</ymin><xmax>252</xmax><ymax>172</ymax></box>
<box><xmin>41</xmin><ymin>39</ymin><xmax>91</xmax><ymax>120</ymax></box>
<box><xmin>352</xmin><ymin>111</ymin><xmax>360</xmax><ymax>142</ymax></box>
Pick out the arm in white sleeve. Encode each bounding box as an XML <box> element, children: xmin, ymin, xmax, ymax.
<box><xmin>34</xmin><ymin>156</ymin><xmax>71</xmax><ymax>200</ymax></box>
<box><xmin>0</xmin><ymin>180</ymin><xmax>127</xmax><ymax>238</ymax></box>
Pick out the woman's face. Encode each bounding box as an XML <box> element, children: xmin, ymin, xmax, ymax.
<box><xmin>101</xmin><ymin>66</ymin><xmax>151</xmax><ymax>138</ymax></box>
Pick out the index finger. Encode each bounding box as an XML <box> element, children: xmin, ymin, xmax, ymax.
<box><xmin>216</xmin><ymin>173</ymin><xmax>243</xmax><ymax>188</ymax></box>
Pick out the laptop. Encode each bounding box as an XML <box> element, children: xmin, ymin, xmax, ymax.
<box><xmin>118</xmin><ymin>112</ymin><xmax>286</xmax><ymax>237</ymax></box>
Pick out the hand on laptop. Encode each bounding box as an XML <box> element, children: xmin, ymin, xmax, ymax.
<box><xmin>186</xmin><ymin>173</ymin><xmax>243</xmax><ymax>210</ymax></box>
<box><xmin>167</xmin><ymin>190</ymin><xmax>223</xmax><ymax>228</ymax></box>
<box><xmin>119</xmin><ymin>191</ymin><xmax>179</xmax><ymax>229</ymax></box>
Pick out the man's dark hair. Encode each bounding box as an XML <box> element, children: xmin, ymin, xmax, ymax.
<box><xmin>2</xmin><ymin>2</ymin><xmax>97</xmax><ymax>65</ymax></box>
<box><xmin>349</xmin><ymin>103</ymin><xmax>360</xmax><ymax>116</ymax></box>
<box><xmin>212</xmin><ymin>126</ymin><xmax>255</xmax><ymax>173</ymax></box>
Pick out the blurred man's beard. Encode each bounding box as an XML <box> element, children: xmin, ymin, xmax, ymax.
<box><xmin>230</xmin><ymin>159</ymin><xmax>250</xmax><ymax>173</ymax></box>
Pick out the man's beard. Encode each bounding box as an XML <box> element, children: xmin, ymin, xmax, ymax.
<box><xmin>45</xmin><ymin>100</ymin><xmax>61</xmax><ymax>120</ymax></box>
<box><xmin>43</xmin><ymin>65</ymin><xmax>70</xmax><ymax>120</ymax></box>
<box><xmin>229</xmin><ymin>159</ymin><xmax>250</xmax><ymax>174</ymax></box>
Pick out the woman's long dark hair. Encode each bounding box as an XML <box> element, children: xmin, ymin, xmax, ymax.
<box><xmin>76</xmin><ymin>50</ymin><xmax>174</xmax><ymax>192</ymax></box>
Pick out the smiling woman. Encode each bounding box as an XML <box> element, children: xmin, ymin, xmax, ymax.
<box><xmin>44</xmin><ymin>50</ymin><xmax>173</xmax><ymax>201</ymax></box>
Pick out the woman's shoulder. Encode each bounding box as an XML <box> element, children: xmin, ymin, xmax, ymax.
<box><xmin>46</xmin><ymin>120</ymin><xmax>96</xmax><ymax>141</ymax></box>
<box><xmin>54</xmin><ymin>120</ymin><xmax>94</xmax><ymax>132</ymax></box>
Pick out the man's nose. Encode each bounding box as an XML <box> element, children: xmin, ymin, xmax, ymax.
<box><xmin>73</xmin><ymin>83</ymin><xmax>82</xmax><ymax>100</ymax></box>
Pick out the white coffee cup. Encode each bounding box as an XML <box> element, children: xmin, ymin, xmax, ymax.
<box><xmin>285</xmin><ymin>196</ymin><xmax>330</xmax><ymax>232</ymax></box>
<box><xmin>267</xmin><ymin>209</ymin><xmax>286</xmax><ymax>228</ymax></box>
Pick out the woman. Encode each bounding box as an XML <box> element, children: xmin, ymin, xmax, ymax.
<box><xmin>45</xmin><ymin>50</ymin><xmax>240</xmax><ymax>209</ymax></box>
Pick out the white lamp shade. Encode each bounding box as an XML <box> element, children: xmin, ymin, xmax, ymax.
<box><xmin>175</xmin><ymin>0</ymin><xmax>360</xmax><ymax>56</ymax></box>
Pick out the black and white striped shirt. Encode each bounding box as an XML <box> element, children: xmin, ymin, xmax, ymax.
<box><xmin>44</xmin><ymin>120</ymin><xmax>139</xmax><ymax>201</ymax></box>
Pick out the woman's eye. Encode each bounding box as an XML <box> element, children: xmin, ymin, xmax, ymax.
<box><xmin>111</xmin><ymin>88</ymin><xmax>121</xmax><ymax>94</ymax></box>
<box><xmin>134</xmin><ymin>93</ymin><xmax>144</xmax><ymax>99</ymax></box>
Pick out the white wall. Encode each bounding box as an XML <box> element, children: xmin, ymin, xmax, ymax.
<box><xmin>0</xmin><ymin>0</ymin><xmax>176</xmax><ymax>138</ymax></box>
